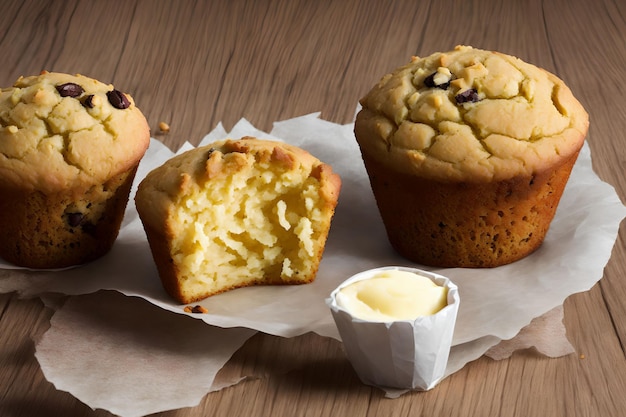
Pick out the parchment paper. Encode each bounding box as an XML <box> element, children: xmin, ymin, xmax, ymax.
<box><xmin>1</xmin><ymin>112</ymin><xmax>625</xmax><ymax>416</ymax></box>
<box><xmin>35</xmin><ymin>291</ymin><xmax>255</xmax><ymax>417</ymax></box>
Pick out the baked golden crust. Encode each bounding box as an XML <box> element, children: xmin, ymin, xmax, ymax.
<box><xmin>354</xmin><ymin>46</ymin><xmax>588</xmax><ymax>267</ymax></box>
<box><xmin>355</xmin><ymin>46</ymin><xmax>588</xmax><ymax>183</ymax></box>
<box><xmin>136</xmin><ymin>137</ymin><xmax>341</xmax><ymax>303</ymax></box>
<box><xmin>0</xmin><ymin>72</ymin><xmax>150</xmax><ymax>193</ymax></box>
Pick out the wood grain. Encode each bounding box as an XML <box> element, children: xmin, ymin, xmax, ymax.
<box><xmin>1</xmin><ymin>0</ymin><xmax>625</xmax><ymax>416</ymax></box>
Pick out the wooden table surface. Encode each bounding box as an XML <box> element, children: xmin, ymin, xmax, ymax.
<box><xmin>1</xmin><ymin>0</ymin><xmax>625</xmax><ymax>416</ymax></box>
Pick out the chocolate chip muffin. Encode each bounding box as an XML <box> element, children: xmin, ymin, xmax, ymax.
<box><xmin>135</xmin><ymin>137</ymin><xmax>341</xmax><ymax>303</ymax></box>
<box><xmin>354</xmin><ymin>46</ymin><xmax>588</xmax><ymax>267</ymax></box>
<box><xmin>0</xmin><ymin>71</ymin><xmax>150</xmax><ymax>268</ymax></box>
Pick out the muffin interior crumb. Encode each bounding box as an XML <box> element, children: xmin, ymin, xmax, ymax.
<box><xmin>169</xmin><ymin>149</ymin><xmax>326</xmax><ymax>298</ymax></box>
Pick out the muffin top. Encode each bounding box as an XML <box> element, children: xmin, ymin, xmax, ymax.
<box><xmin>135</xmin><ymin>137</ymin><xmax>342</xmax><ymax>229</ymax></box>
<box><xmin>354</xmin><ymin>46</ymin><xmax>589</xmax><ymax>182</ymax></box>
<box><xmin>0</xmin><ymin>72</ymin><xmax>150</xmax><ymax>193</ymax></box>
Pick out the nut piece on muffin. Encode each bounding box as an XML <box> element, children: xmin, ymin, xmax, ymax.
<box><xmin>135</xmin><ymin>137</ymin><xmax>342</xmax><ymax>304</ymax></box>
<box><xmin>354</xmin><ymin>45</ymin><xmax>589</xmax><ymax>268</ymax></box>
<box><xmin>0</xmin><ymin>71</ymin><xmax>150</xmax><ymax>268</ymax></box>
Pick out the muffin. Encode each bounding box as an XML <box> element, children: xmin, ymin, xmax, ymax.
<box><xmin>0</xmin><ymin>71</ymin><xmax>150</xmax><ymax>268</ymax></box>
<box><xmin>354</xmin><ymin>46</ymin><xmax>589</xmax><ymax>267</ymax></box>
<box><xmin>135</xmin><ymin>137</ymin><xmax>341</xmax><ymax>304</ymax></box>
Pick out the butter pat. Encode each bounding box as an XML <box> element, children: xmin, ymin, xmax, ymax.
<box><xmin>336</xmin><ymin>270</ymin><xmax>448</xmax><ymax>321</ymax></box>
<box><xmin>327</xmin><ymin>266</ymin><xmax>460</xmax><ymax>391</ymax></box>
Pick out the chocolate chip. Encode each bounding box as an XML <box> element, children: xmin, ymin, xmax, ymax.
<box><xmin>56</xmin><ymin>83</ymin><xmax>84</xmax><ymax>98</ymax></box>
<box><xmin>81</xmin><ymin>222</ymin><xmax>97</xmax><ymax>236</ymax></box>
<box><xmin>65</xmin><ymin>212</ymin><xmax>84</xmax><ymax>227</ymax></box>
<box><xmin>455</xmin><ymin>89</ymin><xmax>480</xmax><ymax>104</ymax></box>
<box><xmin>81</xmin><ymin>94</ymin><xmax>95</xmax><ymax>108</ymax></box>
<box><xmin>106</xmin><ymin>89</ymin><xmax>130</xmax><ymax>109</ymax></box>
<box><xmin>424</xmin><ymin>72</ymin><xmax>450</xmax><ymax>90</ymax></box>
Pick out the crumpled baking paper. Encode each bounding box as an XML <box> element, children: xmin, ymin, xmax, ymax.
<box><xmin>1</xmin><ymin>112</ymin><xmax>625</xmax><ymax>416</ymax></box>
<box><xmin>485</xmin><ymin>304</ymin><xmax>575</xmax><ymax>360</ymax></box>
<box><xmin>34</xmin><ymin>291</ymin><xmax>255</xmax><ymax>417</ymax></box>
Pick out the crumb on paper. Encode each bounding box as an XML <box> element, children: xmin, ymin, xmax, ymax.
<box><xmin>184</xmin><ymin>305</ymin><xmax>208</xmax><ymax>314</ymax></box>
<box><xmin>158</xmin><ymin>121</ymin><xmax>170</xmax><ymax>133</ymax></box>
<box><xmin>579</xmin><ymin>353</ymin><xmax>586</xmax><ymax>359</ymax></box>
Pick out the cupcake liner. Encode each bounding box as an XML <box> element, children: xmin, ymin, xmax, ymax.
<box><xmin>327</xmin><ymin>266</ymin><xmax>460</xmax><ymax>391</ymax></box>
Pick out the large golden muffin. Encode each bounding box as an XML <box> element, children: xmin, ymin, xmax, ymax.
<box><xmin>135</xmin><ymin>137</ymin><xmax>341</xmax><ymax>304</ymax></box>
<box><xmin>354</xmin><ymin>46</ymin><xmax>589</xmax><ymax>267</ymax></box>
<box><xmin>0</xmin><ymin>72</ymin><xmax>150</xmax><ymax>268</ymax></box>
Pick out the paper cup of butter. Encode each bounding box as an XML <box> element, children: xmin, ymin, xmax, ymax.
<box><xmin>326</xmin><ymin>266</ymin><xmax>460</xmax><ymax>391</ymax></box>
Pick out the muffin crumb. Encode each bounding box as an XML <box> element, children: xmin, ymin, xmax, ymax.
<box><xmin>158</xmin><ymin>121</ymin><xmax>170</xmax><ymax>133</ymax></box>
<box><xmin>184</xmin><ymin>305</ymin><xmax>208</xmax><ymax>314</ymax></box>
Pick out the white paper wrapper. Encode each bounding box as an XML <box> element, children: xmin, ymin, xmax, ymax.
<box><xmin>327</xmin><ymin>266</ymin><xmax>460</xmax><ymax>391</ymax></box>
